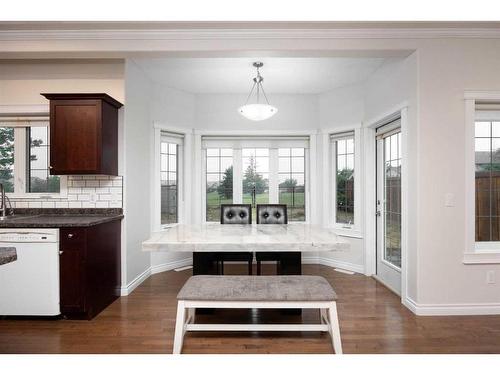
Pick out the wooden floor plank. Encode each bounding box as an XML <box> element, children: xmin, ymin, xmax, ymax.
<box><xmin>1</xmin><ymin>264</ymin><xmax>499</xmax><ymax>354</ymax></box>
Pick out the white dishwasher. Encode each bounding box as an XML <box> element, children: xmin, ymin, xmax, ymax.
<box><xmin>0</xmin><ymin>228</ymin><xmax>60</xmax><ymax>316</ymax></box>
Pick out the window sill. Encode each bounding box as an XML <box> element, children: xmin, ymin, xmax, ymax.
<box><xmin>463</xmin><ymin>251</ymin><xmax>500</xmax><ymax>264</ymax></box>
<box><xmin>332</xmin><ymin>227</ymin><xmax>363</xmax><ymax>239</ymax></box>
<box><xmin>7</xmin><ymin>193</ymin><xmax>68</xmax><ymax>199</ymax></box>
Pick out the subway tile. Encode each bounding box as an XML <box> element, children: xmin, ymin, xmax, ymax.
<box><xmin>28</xmin><ymin>202</ymin><xmax>42</xmax><ymax>208</ymax></box>
<box><xmin>72</xmin><ymin>180</ymin><xmax>86</xmax><ymax>188</ymax></box>
<box><xmin>67</xmin><ymin>194</ymin><xmax>78</xmax><ymax>201</ymax></box>
<box><xmin>77</xmin><ymin>194</ymin><xmax>90</xmax><ymax>201</ymax></box>
<box><xmin>68</xmin><ymin>188</ymin><xmax>82</xmax><ymax>194</ymax></box>
<box><xmin>81</xmin><ymin>202</ymin><xmax>96</xmax><ymax>208</ymax></box>
<box><xmin>95</xmin><ymin>187</ymin><xmax>109</xmax><ymax>194</ymax></box>
<box><xmin>108</xmin><ymin>187</ymin><xmax>122</xmax><ymax>194</ymax></box>
<box><xmin>95</xmin><ymin>201</ymin><xmax>109</xmax><ymax>208</ymax></box>
<box><xmin>109</xmin><ymin>201</ymin><xmax>123</xmax><ymax>208</ymax></box>
<box><xmin>95</xmin><ymin>176</ymin><xmax>110</xmax><ymax>180</ymax></box>
<box><xmin>55</xmin><ymin>201</ymin><xmax>69</xmax><ymax>208</ymax></box>
<box><xmin>98</xmin><ymin>194</ymin><xmax>113</xmax><ymax>201</ymax></box>
<box><xmin>112</xmin><ymin>179</ymin><xmax>123</xmax><ymax>187</ymax></box>
<box><xmin>41</xmin><ymin>201</ymin><xmax>56</xmax><ymax>208</ymax></box>
<box><xmin>86</xmin><ymin>180</ymin><xmax>100</xmax><ymax>187</ymax></box>
<box><xmin>68</xmin><ymin>201</ymin><xmax>82</xmax><ymax>208</ymax></box>
<box><xmin>99</xmin><ymin>180</ymin><xmax>113</xmax><ymax>187</ymax></box>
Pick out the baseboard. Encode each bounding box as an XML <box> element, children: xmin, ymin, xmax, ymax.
<box><xmin>318</xmin><ymin>257</ymin><xmax>364</xmax><ymax>274</ymax></box>
<box><xmin>151</xmin><ymin>257</ymin><xmax>192</xmax><ymax>275</ymax></box>
<box><xmin>404</xmin><ymin>296</ymin><xmax>500</xmax><ymax>316</ymax></box>
<box><xmin>120</xmin><ymin>267</ymin><xmax>152</xmax><ymax>296</ymax></box>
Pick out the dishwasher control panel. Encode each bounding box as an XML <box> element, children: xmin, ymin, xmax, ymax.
<box><xmin>0</xmin><ymin>229</ymin><xmax>59</xmax><ymax>243</ymax></box>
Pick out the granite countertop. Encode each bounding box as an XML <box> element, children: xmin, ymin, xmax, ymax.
<box><xmin>0</xmin><ymin>247</ymin><xmax>17</xmax><ymax>265</ymax></box>
<box><xmin>0</xmin><ymin>208</ymin><xmax>123</xmax><ymax>228</ymax></box>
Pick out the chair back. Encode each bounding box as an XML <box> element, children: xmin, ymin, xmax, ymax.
<box><xmin>220</xmin><ymin>204</ymin><xmax>252</xmax><ymax>224</ymax></box>
<box><xmin>256</xmin><ymin>204</ymin><xmax>288</xmax><ymax>224</ymax></box>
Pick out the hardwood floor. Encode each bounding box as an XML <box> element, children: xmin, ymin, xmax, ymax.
<box><xmin>1</xmin><ymin>264</ymin><xmax>500</xmax><ymax>354</ymax></box>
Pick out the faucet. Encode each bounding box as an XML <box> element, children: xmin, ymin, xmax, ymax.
<box><xmin>0</xmin><ymin>183</ymin><xmax>13</xmax><ymax>220</ymax></box>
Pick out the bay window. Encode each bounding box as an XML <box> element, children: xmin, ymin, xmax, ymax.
<box><xmin>0</xmin><ymin>118</ymin><xmax>62</xmax><ymax>196</ymax></box>
<box><xmin>202</xmin><ymin>136</ymin><xmax>309</xmax><ymax>222</ymax></box>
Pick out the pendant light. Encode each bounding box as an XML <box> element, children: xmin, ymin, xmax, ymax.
<box><xmin>238</xmin><ymin>62</ymin><xmax>278</xmax><ymax>121</ymax></box>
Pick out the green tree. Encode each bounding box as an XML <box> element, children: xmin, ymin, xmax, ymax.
<box><xmin>217</xmin><ymin>166</ymin><xmax>233</xmax><ymax>199</ymax></box>
<box><xmin>0</xmin><ymin>127</ymin><xmax>14</xmax><ymax>192</ymax></box>
<box><xmin>279</xmin><ymin>178</ymin><xmax>297</xmax><ymax>189</ymax></box>
<box><xmin>243</xmin><ymin>156</ymin><xmax>267</xmax><ymax>194</ymax></box>
<box><xmin>336</xmin><ymin>168</ymin><xmax>354</xmax><ymax>207</ymax></box>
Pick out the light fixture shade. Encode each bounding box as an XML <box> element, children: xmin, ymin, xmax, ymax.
<box><xmin>238</xmin><ymin>103</ymin><xmax>278</xmax><ymax>121</ymax></box>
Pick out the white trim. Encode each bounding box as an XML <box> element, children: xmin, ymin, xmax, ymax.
<box><xmin>120</xmin><ymin>266</ymin><xmax>151</xmax><ymax>296</ymax></box>
<box><xmin>403</xmin><ymin>296</ymin><xmax>500</xmax><ymax>316</ymax></box>
<box><xmin>319</xmin><ymin>256</ymin><xmax>364</xmax><ymax>274</ymax></box>
<box><xmin>464</xmin><ymin>91</ymin><xmax>500</xmax><ymax>101</ymax></box>
<box><xmin>330</xmin><ymin>128</ymin><xmax>362</xmax><ymax>233</ymax></box>
<box><xmin>151</xmin><ymin>257</ymin><xmax>192</xmax><ymax>275</ymax></box>
<box><xmin>464</xmin><ymin>93</ymin><xmax>500</xmax><ymax>263</ymax></box>
<box><xmin>463</xmin><ymin>252</ymin><xmax>500</xmax><ymax>264</ymax></box>
<box><xmin>3</xmin><ymin>27</ymin><xmax>500</xmax><ymax>42</ymax></box>
<box><xmin>151</xmin><ymin>124</ymin><xmax>189</xmax><ymax>232</ymax></box>
<box><xmin>364</xmin><ymin>105</ymin><xmax>409</xmax><ymax>302</ymax></box>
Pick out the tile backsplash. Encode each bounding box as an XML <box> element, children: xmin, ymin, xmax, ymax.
<box><xmin>10</xmin><ymin>176</ymin><xmax>123</xmax><ymax>209</ymax></box>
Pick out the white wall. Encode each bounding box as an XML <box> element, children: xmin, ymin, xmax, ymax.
<box><xmin>317</xmin><ymin>83</ymin><xmax>366</xmax><ymax>272</ymax></box>
<box><xmin>149</xmin><ymin>82</ymin><xmax>196</xmax><ymax>271</ymax></box>
<box><xmin>415</xmin><ymin>40</ymin><xmax>500</xmax><ymax>308</ymax></box>
<box><xmin>363</xmin><ymin>55</ymin><xmax>419</xmax><ymax>301</ymax></box>
<box><xmin>123</xmin><ymin>60</ymin><xmax>153</xmax><ymax>288</ymax></box>
<box><xmin>195</xmin><ymin>93</ymin><xmax>318</xmax><ymax>131</ymax></box>
<box><xmin>0</xmin><ymin>61</ymin><xmax>124</xmax><ymax>105</ymax></box>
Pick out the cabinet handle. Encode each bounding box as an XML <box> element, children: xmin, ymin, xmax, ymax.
<box><xmin>49</xmin><ymin>166</ymin><xmax>53</xmax><ymax>169</ymax></box>
<box><xmin>67</xmin><ymin>233</ymin><xmax>73</xmax><ymax>238</ymax></box>
<box><xmin>59</xmin><ymin>251</ymin><xmax>64</xmax><ymax>255</ymax></box>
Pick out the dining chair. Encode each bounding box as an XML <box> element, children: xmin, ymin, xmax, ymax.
<box><xmin>255</xmin><ymin>204</ymin><xmax>288</xmax><ymax>275</ymax></box>
<box><xmin>215</xmin><ymin>204</ymin><xmax>253</xmax><ymax>275</ymax></box>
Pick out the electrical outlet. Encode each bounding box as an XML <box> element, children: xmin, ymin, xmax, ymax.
<box><xmin>89</xmin><ymin>192</ymin><xmax>97</xmax><ymax>203</ymax></box>
<box><xmin>444</xmin><ymin>193</ymin><xmax>455</xmax><ymax>207</ymax></box>
<box><xmin>486</xmin><ymin>270</ymin><xmax>496</xmax><ymax>284</ymax></box>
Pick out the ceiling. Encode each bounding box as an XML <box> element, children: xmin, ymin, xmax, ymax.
<box><xmin>134</xmin><ymin>57</ymin><xmax>389</xmax><ymax>94</ymax></box>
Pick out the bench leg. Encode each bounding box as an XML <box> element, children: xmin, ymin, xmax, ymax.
<box><xmin>327</xmin><ymin>302</ymin><xmax>343</xmax><ymax>354</ymax></box>
<box><xmin>173</xmin><ymin>301</ymin><xmax>187</xmax><ymax>354</ymax></box>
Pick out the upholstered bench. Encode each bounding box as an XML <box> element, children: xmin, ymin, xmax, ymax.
<box><xmin>173</xmin><ymin>275</ymin><xmax>342</xmax><ymax>354</ymax></box>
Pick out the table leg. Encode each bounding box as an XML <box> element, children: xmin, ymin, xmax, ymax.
<box><xmin>280</xmin><ymin>252</ymin><xmax>302</xmax><ymax>315</ymax></box>
<box><xmin>192</xmin><ymin>252</ymin><xmax>217</xmax><ymax>314</ymax></box>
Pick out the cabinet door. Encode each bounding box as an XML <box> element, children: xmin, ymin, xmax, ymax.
<box><xmin>50</xmin><ymin>100</ymin><xmax>101</xmax><ymax>174</ymax></box>
<box><xmin>59</xmin><ymin>228</ymin><xmax>86</xmax><ymax>314</ymax></box>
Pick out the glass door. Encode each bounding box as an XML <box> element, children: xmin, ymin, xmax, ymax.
<box><xmin>376</xmin><ymin>122</ymin><xmax>402</xmax><ymax>295</ymax></box>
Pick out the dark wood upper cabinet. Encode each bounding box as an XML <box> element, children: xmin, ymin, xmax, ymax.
<box><xmin>41</xmin><ymin>93</ymin><xmax>123</xmax><ymax>176</ymax></box>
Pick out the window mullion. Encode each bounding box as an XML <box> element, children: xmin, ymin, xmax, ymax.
<box><xmin>233</xmin><ymin>148</ymin><xmax>242</xmax><ymax>204</ymax></box>
<box><xmin>269</xmin><ymin>148</ymin><xmax>279</xmax><ymax>203</ymax></box>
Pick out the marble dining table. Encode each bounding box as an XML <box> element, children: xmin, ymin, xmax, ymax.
<box><xmin>143</xmin><ymin>223</ymin><xmax>349</xmax><ymax>275</ymax></box>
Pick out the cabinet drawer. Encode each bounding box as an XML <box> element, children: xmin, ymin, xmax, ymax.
<box><xmin>60</xmin><ymin>228</ymin><xmax>86</xmax><ymax>249</ymax></box>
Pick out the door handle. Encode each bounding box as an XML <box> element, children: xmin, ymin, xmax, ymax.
<box><xmin>375</xmin><ymin>210</ymin><xmax>381</xmax><ymax>217</ymax></box>
<box><xmin>59</xmin><ymin>251</ymin><xmax>64</xmax><ymax>255</ymax></box>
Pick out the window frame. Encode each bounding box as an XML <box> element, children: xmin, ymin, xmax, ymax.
<box><xmin>464</xmin><ymin>92</ymin><xmax>500</xmax><ymax>264</ymax></box>
<box><xmin>0</xmin><ymin>116</ymin><xmax>67</xmax><ymax>198</ymax></box>
<box><xmin>330</xmin><ymin>128</ymin><xmax>362</xmax><ymax>238</ymax></box>
<box><xmin>201</xmin><ymin>135</ymin><xmax>311</xmax><ymax>224</ymax></box>
<box><xmin>152</xmin><ymin>124</ymin><xmax>186</xmax><ymax>232</ymax></box>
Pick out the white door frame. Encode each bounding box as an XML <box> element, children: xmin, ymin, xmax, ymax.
<box><xmin>363</xmin><ymin>103</ymin><xmax>409</xmax><ymax>304</ymax></box>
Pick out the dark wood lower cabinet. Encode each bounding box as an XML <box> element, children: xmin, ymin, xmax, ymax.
<box><xmin>59</xmin><ymin>220</ymin><xmax>121</xmax><ymax>320</ymax></box>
